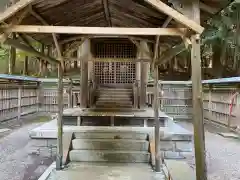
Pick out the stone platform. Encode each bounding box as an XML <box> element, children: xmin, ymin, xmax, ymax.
<box><xmin>46</xmin><ymin>163</ymin><xmax>165</xmax><ymax>180</ymax></box>
<box><xmin>29</xmin><ymin>120</ymin><xmax>193</xmax><ymax>160</ymax></box>
<box><xmin>62</xmin><ymin>108</ymin><xmax>171</xmax><ymax>127</ymax></box>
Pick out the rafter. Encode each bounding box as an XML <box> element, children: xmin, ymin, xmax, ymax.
<box><xmin>0</xmin><ymin>0</ymin><xmax>34</xmax><ymax>23</ymax></box>
<box><xmin>0</xmin><ymin>7</ymin><xmax>30</xmax><ymax>42</ymax></box>
<box><xmin>102</xmin><ymin>0</ymin><xmax>112</xmax><ymax>27</ymax></box>
<box><xmin>2</xmin><ymin>25</ymin><xmax>187</xmax><ymax>36</ymax></box>
<box><xmin>144</xmin><ymin>0</ymin><xmax>204</xmax><ymax>33</ymax></box>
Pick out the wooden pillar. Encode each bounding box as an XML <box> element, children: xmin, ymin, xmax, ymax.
<box><xmin>55</xmin><ymin>42</ymin><xmax>64</xmax><ymax>170</ymax></box>
<box><xmin>23</xmin><ymin>56</ymin><xmax>29</xmax><ymax>75</ymax></box>
<box><xmin>8</xmin><ymin>33</ymin><xmax>16</xmax><ymax>74</ymax></box>
<box><xmin>17</xmin><ymin>84</ymin><xmax>22</xmax><ymax>123</ymax></box>
<box><xmin>154</xmin><ymin>66</ymin><xmax>161</xmax><ymax>172</ymax></box>
<box><xmin>39</xmin><ymin>44</ymin><xmax>45</xmax><ymax>77</ymax></box>
<box><xmin>68</xmin><ymin>79</ymin><xmax>73</xmax><ymax>108</ymax></box>
<box><xmin>190</xmin><ymin>1</ymin><xmax>207</xmax><ymax>180</ymax></box>
<box><xmin>79</xmin><ymin>39</ymin><xmax>89</xmax><ymax>108</ymax></box>
<box><xmin>56</xmin><ymin>64</ymin><xmax>63</xmax><ymax>170</ymax></box>
<box><xmin>139</xmin><ymin>41</ymin><xmax>150</xmax><ymax>109</ymax></box>
<box><xmin>37</xmin><ymin>81</ymin><xmax>42</xmax><ymax>112</ymax></box>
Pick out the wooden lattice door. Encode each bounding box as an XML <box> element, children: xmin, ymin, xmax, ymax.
<box><xmin>92</xmin><ymin>38</ymin><xmax>137</xmax><ymax>86</ymax></box>
<box><xmin>94</xmin><ymin>61</ymin><xmax>136</xmax><ymax>85</ymax></box>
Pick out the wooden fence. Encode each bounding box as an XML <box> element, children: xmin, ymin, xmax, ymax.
<box><xmin>0</xmin><ymin>77</ymin><xmax>239</xmax><ymax>129</ymax></box>
<box><xmin>0</xmin><ymin>81</ymin><xmax>39</xmax><ymax>122</ymax></box>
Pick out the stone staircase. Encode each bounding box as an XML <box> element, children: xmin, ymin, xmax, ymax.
<box><xmin>95</xmin><ymin>87</ymin><xmax>133</xmax><ymax>108</ymax></box>
<box><xmin>69</xmin><ymin>131</ymin><xmax>150</xmax><ymax>163</ymax></box>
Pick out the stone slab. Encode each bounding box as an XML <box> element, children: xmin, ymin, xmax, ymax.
<box><xmin>74</xmin><ymin>131</ymin><xmax>148</xmax><ymax>140</ymax></box>
<box><xmin>0</xmin><ymin>128</ymin><xmax>11</xmax><ymax>133</ymax></box>
<box><xmin>69</xmin><ymin>150</ymin><xmax>150</xmax><ymax>163</ymax></box>
<box><xmin>29</xmin><ymin>119</ymin><xmax>193</xmax><ymax>141</ymax></box>
<box><xmin>218</xmin><ymin>132</ymin><xmax>240</xmax><ymax>139</ymax></box>
<box><xmin>63</xmin><ymin>107</ymin><xmax>171</xmax><ymax>119</ymax></box>
<box><xmin>164</xmin><ymin>160</ymin><xmax>195</xmax><ymax>180</ymax></box>
<box><xmin>72</xmin><ymin>139</ymin><xmax>149</xmax><ymax>151</ymax></box>
<box><xmin>47</xmin><ymin>162</ymin><xmax>165</xmax><ymax>180</ymax></box>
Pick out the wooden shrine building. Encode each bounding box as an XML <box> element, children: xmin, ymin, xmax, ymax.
<box><xmin>0</xmin><ymin>0</ymin><xmax>233</xmax><ymax>180</ymax></box>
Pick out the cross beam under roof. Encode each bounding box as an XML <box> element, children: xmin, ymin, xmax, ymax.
<box><xmin>2</xmin><ymin>25</ymin><xmax>187</xmax><ymax>36</ymax></box>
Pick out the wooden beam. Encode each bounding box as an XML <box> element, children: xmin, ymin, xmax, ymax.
<box><xmin>4</xmin><ymin>38</ymin><xmax>59</xmax><ymax>64</ymax></box>
<box><xmin>152</xmin><ymin>16</ymin><xmax>172</xmax><ymax>68</ymax></box>
<box><xmin>130</xmin><ymin>38</ymin><xmax>153</xmax><ymax>59</ymax></box>
<box><xmin>200</xmin><ymin>2</ymin><xmax>218</xmax><ymax>14</ymax></box>
<box><xmin>29</xmin><ymin>7</ymin><xmax>60</xmax><ymax>40</ymax></box>
<box><xmin>64</xmin><ymin>38</ymin><xmax>87</xmax><ymax>57</ymax></box>
<box><xmin>60</xmin><ymin>35</ymin><xmax>155</xmax><ymax>45</ymax></box>
<box><xmin>169</xmin><ymin>0</ymin><xmax>218</xmax><ymax>15</ymax></box>
<box><xmin>102</xmin><ymin>0</ymin><xmax>112</xmax><ymax>27</ymax></box>
<box><xmin>3</xmin><ymin>25</ymin><xmax>187</xmax><ymax>36</ymax></box>
<box><xmin>0</xmin><ymin>7</ymin><xmax>30</xmax><ymax>42</ymax></box>
<box><xmin>0</xmin><ymin>0</ymin><xmax>34</xmax><ymax>23</ymax></box>
<box><xmin>157</xmin><ymin>43</ymin><xmax>186</xmax><ymax>66</ymax></box>
<box><xmin>144</xmin><ymin>0</ymin><xmax>204</xmax><ymax>33</ymax></box>
<box><xmin>29</xmin><ymin>7</ymin><xmax>48</xmax><ymax>25</ymax></box>
<box><xmin>52</xmin><ymin>33</ymin><xmax>64</xmax><ymax>71</ymax></box>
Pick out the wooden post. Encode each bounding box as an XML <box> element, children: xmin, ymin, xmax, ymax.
<box><xmin>154</xmin><ymin>66</ymin><xmax>161</xmax><ymax>172</ymax></box>
<box><xmin>56</xmin><ymin>64</ymin><xmax>63</xmax><ymax>170</ymax></box>
<box><xmin>40</xmin><ymin>44</ymin><xmax>45</xmax><ymax>76</ymax></box>
<box><xmin>36</xmin><ymin>81</ymin><xmax>41</xmax><ymax>113</ymax></box>
<box><xmin>79</xmin><ymin>39</ymin><xmax>89</xmax><ymax>108</ymax></box>
<box><xmin>23</xmin><ymin>56</ymin><xmax>29</xmax><ymax>75</ymax></box>
<box><xmin>8</xmin><ymin>33</ymin><xmax>16</xmax><ymax>74</ymax></box>
<box><xmin>139</xmin><ymin>41</ymin><xmax>150</xmax><ymax>109</ymax></box>
<box><xmin>140</xmin><ymin>60</ymin><xmax>147</xmax><ymax>108</ymax></box>
<box><xmin>191</xmin><ymin>1</ymin><xmax>207</xmax><ymax>179</ymax></box>
<box><xmin>68</xmin><ymin>79</ymin><xmax>73</xmax><ymax>108</ymax></box>
<box><xmin>17</xmin><ymin>84</ymin><xmax>22</xmax><ymax>123</ymax></box>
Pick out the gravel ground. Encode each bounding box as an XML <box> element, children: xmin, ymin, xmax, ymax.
<box><xmin>0</xmin><ymin>116</ymin><xmax>56</xmax><ymax>180</ymax></box>
<box><xmin>178</xmin><ymin>122</ymin><xmax>240</xmax><ymax>180</ymax></box>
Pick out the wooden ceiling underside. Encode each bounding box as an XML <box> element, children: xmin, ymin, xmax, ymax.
<box><xmin>2</xmin><ymin>0</ymin><xmax>233</xmax><ymax>45</ymax></box>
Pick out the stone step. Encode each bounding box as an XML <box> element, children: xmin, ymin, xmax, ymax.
<box><xmin>69</xmin><ymin>150</ymin><xmax>150</xmax><ymax>163</ymax></box>
<box><xmin>95</xmin><ymin>104</ymin><xmax>133</xmax><ymax>108</ymax></box>
<box><xmin>96</xmin><ymin>101</ymin><xmax>132</xmax><ymax>106</ymax></box>
<box><xmin>97</xmin><ymin>97</ymin><xmax>132</xmax><ymax>101</ymax></box>
<box><xmin>74</xmin><ymin>132</ymin><xmax>148</xmax><ymax>140</ymax></box>
<box><xmin>97</xmin><ymin>88</ymin><xmax>132</xmax><ymax>92</ymax></box>
<box><xmin>98</xmin><ymin>91</ymin><xmax>132</xmax><ymax>95</ymax></box>
<box><xmin>72</xmin><ymin>139</ymin><xmax>149</xmax><ymax>151</ymax></box>
<box><xmin>51</xmin><ymin>163</ymin><xmax>165</xmax><ymax>180</ymax></box>
<box><xmin>98</xmin><ymin>92</ymin><xmax>132</xmax><ymax>97</ymax></box>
